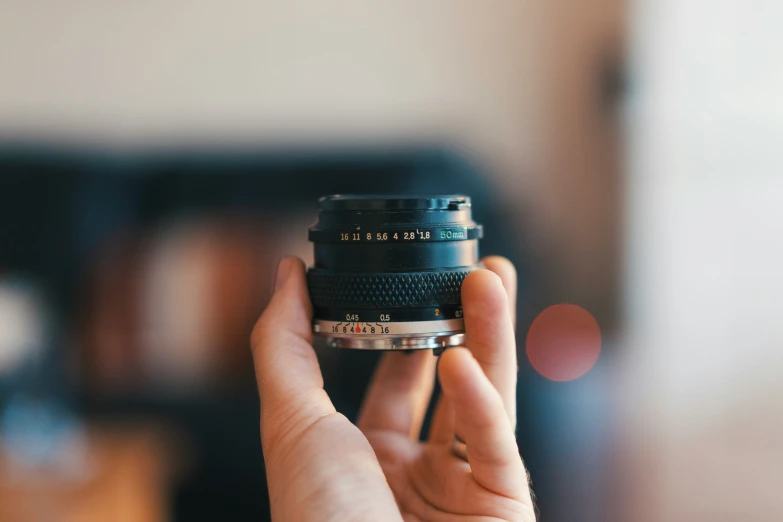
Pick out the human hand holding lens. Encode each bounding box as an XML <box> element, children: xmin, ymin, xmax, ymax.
<box><xmin>250</xmin><ymin>256</ymin><xmax>534</xmax><ymax>521</ymax></box>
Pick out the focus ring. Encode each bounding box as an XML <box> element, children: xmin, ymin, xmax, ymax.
<box><xmin>307</xmin><ymin>269</ymin><xmax>475</xmax><ymax>308</ymax></box>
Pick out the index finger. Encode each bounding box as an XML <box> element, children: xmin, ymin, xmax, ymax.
<box><xmin>461</xmin><ymin>266</ymin><xmax>518</xmax><ymax>428</ymax></box>
<box><xmin>481</xmin><ymin>256</ymin><xmax>517</xmax><ymax>328</ymax></box>
<box><xmin>428</xmin><ymin>257</ymin><xmax>518</xmax><ymax>443</ymax></box>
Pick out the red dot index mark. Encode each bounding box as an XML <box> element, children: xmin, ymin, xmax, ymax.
<box><xmin>355</xmin><ymin>326</ymin><xmax>361</xmax><ymax>333</ymax></box>
<box><xmin>525</xmin><ymin>304</ymin><xmax>601</xmax><ymax>382</ymax></box>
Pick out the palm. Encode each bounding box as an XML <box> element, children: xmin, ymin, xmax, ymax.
<box><xmin>366</xmin><ymin>430</ymin><xmax>530</xmax><ymax>521</ymax></box>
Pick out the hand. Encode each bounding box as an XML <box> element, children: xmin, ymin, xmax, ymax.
<box><xmin>251</xmin><ymin>257</ymin><xmax>535</xmax><ymax>521</ymax></box>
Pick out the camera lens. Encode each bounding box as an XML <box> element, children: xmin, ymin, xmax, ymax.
<box><xmin>307</xmin><ymin>195</ymin><xmax>483</xmax><ymax>350</ymax></box>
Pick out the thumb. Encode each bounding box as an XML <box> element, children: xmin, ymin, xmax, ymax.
<box><xmin>250</xmin><ymin>258</ymin><xmax>402</xmax><ymax>522</ymax></box>
<box><xmin>250</xmin><ymin>257</ymin><xmax>334</xmax><ymax>452</ymax></box>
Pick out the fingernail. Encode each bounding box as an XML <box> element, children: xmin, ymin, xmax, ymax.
<box><xmin>274</xmin><ymin>258</ymin><xmax>291</xmax><ymax>293</ymax></box>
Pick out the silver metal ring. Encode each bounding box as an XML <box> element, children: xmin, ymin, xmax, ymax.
<box><xmin>313</xmin><ymin>319</ymin><xmax>464</xmax><ymax>336</ymax></box>
<box><xmin>323</xmin><ymin>333</ymin><xmax>464</xmax><ymax>351</ymax></box>
<box><xmin>313</xmin><ymin>321</ymin><xmax>465</xmax><ymax>350</ymax></box>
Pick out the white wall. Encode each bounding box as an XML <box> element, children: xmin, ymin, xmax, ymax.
<box><xmin>624</xmin><ymin>1</ymin><xmax>783</xmax><ymax>520</ymax></box>
<box><xmin>0</xmin><ymin>1</ymin><xmax>541</xmax><ymax>179</ymax></box>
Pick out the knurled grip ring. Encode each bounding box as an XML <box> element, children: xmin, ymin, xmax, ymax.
<box><xmin>306</xmin><ymin>269</ymin><xmax>476</xmax><ymax>309</ymax></box>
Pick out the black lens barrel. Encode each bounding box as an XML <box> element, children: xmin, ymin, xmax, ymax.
<box><xmin>307</xmin><ymin>195</ymin><xmax>483</xmax><ymax>311</ymax></box>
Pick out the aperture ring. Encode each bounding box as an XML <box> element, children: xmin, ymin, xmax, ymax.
<box><xmin>307</xmin><ymin>269</ymin><xmax>475</xmax><ymax>308</ymax></box>
<box><xmin>308</xmin><ymin>225</ymin><xmax>482</xmax><ymax>243</ymax></box>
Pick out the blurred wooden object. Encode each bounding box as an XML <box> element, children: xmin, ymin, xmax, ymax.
<box><xmin>530</xmin><ymin>0</ymin><xmax>625</xmax><ymax>330</ymax></box>
<box><xmin>0</xmin><ymin>425</ymin><xmax>181</xmax><ymax>522</ymax></box>
<box><xmin>81</xmin><ymin>215</ymin><xmax>275</xmax><ymax>394</ymax></box>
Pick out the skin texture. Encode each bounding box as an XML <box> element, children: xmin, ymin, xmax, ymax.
<box><xmin>251</xmin><ymin>256</ymin><xmax>535</xmax><ymax>522</ymax></box>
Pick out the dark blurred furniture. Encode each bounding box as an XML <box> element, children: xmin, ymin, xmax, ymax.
<box><xmin>1</xmin><ymin>145</ymin><xmax>531</xmax><ymax>521</ymax></box>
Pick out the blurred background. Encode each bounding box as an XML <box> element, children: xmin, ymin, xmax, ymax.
<box><xmin>0</xmin><ymin>1</ymin><xmax>780</xmax><ymax>521</ymax></box>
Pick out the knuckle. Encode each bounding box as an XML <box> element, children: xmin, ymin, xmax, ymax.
<box><xmin>486</xmin><ymin>255</ymin><xmax>517</xmax><ymax>279</ymax></box>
